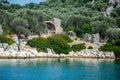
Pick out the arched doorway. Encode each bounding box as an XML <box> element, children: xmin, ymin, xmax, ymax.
<box><xmin>46</xmin><ymin>22</ymin><xmax>56</xmax><ymax>36</ymax></box>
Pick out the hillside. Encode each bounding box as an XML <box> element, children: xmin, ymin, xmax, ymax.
<box><xmin>0</xmin><ymin>0</ymin><xmax>120</xmax><ymax>55</ymax></box>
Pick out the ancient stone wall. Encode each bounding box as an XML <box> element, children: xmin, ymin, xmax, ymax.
<box><xmin>84</xmin><ymin>33</ymin><xmax>100</xmax><ymax>43</ymax></box>
<box><xmin>45</xmin><ymin>18</ymin><xmax>63</xmax><ymax>37</ymax></box>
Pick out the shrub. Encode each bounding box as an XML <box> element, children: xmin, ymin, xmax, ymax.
<box><xmin>0</xmin><ymin>35</ymin><xmax>14</xmax><ymax>45</ymax></box>
<box><xmin>52</xmin><ymin>34</ymin><xmax>73</xmax><ymax>43</ymax></box>
<box><xmin>115</xmin><ymin>40</ymin><xmax>120</xmax><ymax>46</ymax></box>
<box><xmin>99</xmin><ymin>42</ymin><xmax>120</xmax><ymax>54</ymax></box>
<box><xmin>66</xmin><ymin>26</ymin><xmax>75</xmax><ymax>31</ymax></box>
<box><xmin>81</xmin><ymin>23</ymin><xmax>92</xmax><ymax>34</ymax></box>
<box><xmin>27</xmin><ymin>35</ymin><xmax>72</xmax><ymax>54</ymax></box>
<box><xmin>27</xmin><ymin>37</ymin><xmax>50</xmax><ymax>52</ymax></box>
<box><xmin>88</xmin><ymin>46</ymin><xmax>93</xmax><ymax>49</ymax></box>
<box><xmin>48</xmin><ymin>36</ymin><xmax>72</xmax><ymax>54</ymax></box>
<box><xmin>71</xmin><ymin>43</ymin><xmax>86</xmax><ymax>52</ymax></box>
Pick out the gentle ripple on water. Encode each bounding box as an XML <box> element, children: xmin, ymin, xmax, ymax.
<box><xmin>0</xmin><ymin>58</ymin><xmax>120</xmax><ymax>80</ymax></box>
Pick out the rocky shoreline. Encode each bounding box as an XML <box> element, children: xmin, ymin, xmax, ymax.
<box><xmin>0</xmin><ymin>47</ymin><xmax>116</xmax><ymax>59</ymax></box>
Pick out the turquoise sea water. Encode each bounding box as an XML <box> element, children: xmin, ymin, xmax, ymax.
<box><xmin>0</xmin><ymin>58</ymin><xmax>120</xmax><ymax>80</ymax></box>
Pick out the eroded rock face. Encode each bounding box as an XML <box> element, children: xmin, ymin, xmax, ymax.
<box><xmin>0</xmin><ymin>47</ymin><xmax>116</xmax><ymax>59</ymax></box>
<box><xmin>109</xmin><ymin>0</ymin><xmax>120</xmax><ymax>7</ymax></box>
<box><xmin>9</xmin><ymin>43</ymin><xmax>19</xmax><ymax>51</ymax></box>
<box><xmin>0</xmin><ymin>43</ymin><xmax>9</xmax><ymax>49</ymax></box>
<box><xmin>105</xmin><ymin>0</ymin><xmax>120</xmax><ymax>16</ymax></box>
<box><xmin>0</xmin><ymin>25</ymin><xmax>3</xmax><ymax>35</ymax></box>
<box><xmin>105</xmin><ymin>6</ymin><xmax>114</xmax><ymax>16</ymax></box>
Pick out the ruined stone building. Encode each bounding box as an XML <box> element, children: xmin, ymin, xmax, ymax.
<box><xmin>45</xmin><ymin>18</ymin><xmax>63</xmax><ymax>37</ymax></box>
<box><xmin>84</xmin><ymin>33</ymin><xmax>100</xmax><ymax>44</ymax></box>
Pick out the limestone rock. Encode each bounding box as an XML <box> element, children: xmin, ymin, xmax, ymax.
<box><xmin>105</xmin><ymin>6</ymin><xmax>114</xmax><ymax>16</ymax></box>
<box><xmin>9</xmin><ymin>43</ymin><xmax>18</xmax><ymax>51</ymax></box>
<box><xmin>109</xmin><ymin>0</ymin><xmax>120</xmax><ymax>7</ymax></box>
<box><xmin>0</xmin><ymin>43</ymin><xmax>3</xmax><ymax>48</ymax></box>
<box><xmin>0</xmin><ymin>48</ymin><xmax>4</xmax><ymax>54</ymax></box>
<box><xmin>0</xmin><ymin>25</ymin><xmax>3</xmax><ymax>35</ymax></box>
<box><xmin>0</xmin><ymin>43</ymin><xmax>9</xmax><ymax>50</ymax></box>
<box><xmin>68</xmin><ymin>31</ymin><xmax>76</xmax><ymax>38</ymax></box>
<box><xmin>105</xmin><ymin>0</ymin><xmax>120</xmax><ymax>16</ymax></box>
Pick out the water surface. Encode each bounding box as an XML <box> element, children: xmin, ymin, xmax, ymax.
<box><xmin>0</xmin><ymin>58</ymin><xmax>120</xmax><ymax>80</ymax></box>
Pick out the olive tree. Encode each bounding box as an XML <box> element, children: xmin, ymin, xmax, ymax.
<box><xmin>107</xmin><ymin>28</ymin><xmax>120</xmax><ymax>44</ymax></box>
<box><xmin>91</xmin><ymin>21</ymin><xmax>109</xmax><ymax>39</ymax></box>
<box><xmin>12</xmin><ymin>17</ymin><xmax>30</xmax><ymax>45</ymax></box>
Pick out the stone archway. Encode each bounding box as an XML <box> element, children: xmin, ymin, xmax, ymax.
<box><xmin>46</xmin><ymin>22</ymin><xmax>56</xmax><ymax>32</ymax></box>
<box><xmin>46</xmin><ymin>22</ymin><xmax>56</xmax><ymax>36</ymax></box>
<box><xmin>44</xmin><ymin>18</ymin><xmax>63</xmax><ymax>37</ymax></box>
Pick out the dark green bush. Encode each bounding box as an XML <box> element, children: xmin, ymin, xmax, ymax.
<box><xmin>27</xmin><ymin>37</ymin><xmax>50</xmax><ymax>52</ymax></box>
<box><xmin>27</xmin><ymin>35</ymin><xmax>72</xmax><ymax>54</ymax></box>
<box><xmin>88</xmin><ymin>46</ymin><xmax>93</xmax><ymax>49</ymax></box>
<box><xmin>99</xmin><ymin>42</ymin><xmax>120</xmax><ymax>54</ymax></box>
<box><xmin>115</xmin><ymin>40</ymin><xmax>120</xmax><ymax>46</ymax></box>
<box><xmin>0</xmin><ymin>35</ymin><xmax>14</xmax><ymax>45</ymax></box>
<box><xmin>52</xmin><ymin>34</ymin><xmax>73</xmax><ymax>43</ymax></box>
<box><xmin>48</xmin><ymin>36</ymin><xmax>72</xmax><ymax>54</ymax></box>
<box><xmin>71</xmin><ymin>43</ymin><xmax>86</xmax><ymax>52</ymax></box>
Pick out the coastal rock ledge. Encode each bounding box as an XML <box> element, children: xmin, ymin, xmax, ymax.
<box><xmin>0</xmin><ymin>48</ymin><xmax>115</xmax><ymax>59</ymax></box>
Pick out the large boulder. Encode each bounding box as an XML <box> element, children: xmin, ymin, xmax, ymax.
<box><xmin>9</xmin><ymin>43</ymin><xmax>19</xmax><ymax>51</ymax></box>
<box><xmin>68</xmin><ymin>31</ymin><xmax>76</xmax><ymax>38</ymax></box>
<box><xmin>105</xmin><ymin>0</ymin><xmax>120</xmax><ymax>16</ymax></box>
<box><xmin>0</xmin><ymin>43</ymin><xmax>9</xmax><ymax>50</ymax></box>
<box><xmin>109</xmin><ymin>0</ymin><xmax>120</xmax><ymax>7</ymax></box>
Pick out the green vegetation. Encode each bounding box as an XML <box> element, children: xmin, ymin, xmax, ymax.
<box><xmin>27</xmin><ymin>37</ymin><xmax>50</xmax><ymax>52</ymax></box>
<box><xmin>66</xmin><ymin>26</ymin><xmax>75</xmax><ymax>32</ymax></box>
<box><xmin>88</xmin><ymin>46</ymin><xmax>93</xmax><ymax>49</ymax></box>
<box><xmin>99</xmin><ymin>42</ymin><xmax>120</xmax><ymax>54</ymax></box>
<box><xmin>52</xmin><ymin>34</ymin><xmax>73</xmax><ymax>43</ymax></box>
<box><xmin>0</xmin><ymin>0</ymin><xmax>117</xmax><ymax>38</ymax></box>
<box><xmin>27</xmin><ymin>34</ymin><xmax>72</xmax><ymax>54</ymax></box>
<box><xmin>0</xmin><ymin>35</ymin><xmax>14</xmax><ymax>45</ymax></box>
<box><xmin>71</xmin><ymin>43</ymin><xmax>86</xmax><ymax>52</ymax></box>
<box><xmin>0</xmin><ymin>0</ymin><xmax>120</xmax><ymax>54</ymax></box>
<box><xmin>82</xmin><ymin>24</ymin><xmax>92</xmax><ymax>34</ymax></box>
<box><xmin>48</xmin><ymin>36</ymin><xmax>72</xmax><ymax>54</ymax></box>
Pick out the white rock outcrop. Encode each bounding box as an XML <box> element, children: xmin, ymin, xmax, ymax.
<box><xmin>0</xmin><ymin>47</ymin><xmax>115</xmax><ymax>59</ymax></box>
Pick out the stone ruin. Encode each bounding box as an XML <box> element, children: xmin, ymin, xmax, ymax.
<box><xmin>67</xmin><ymin>31</ymin><xmax>76</xmax><ymax>38</ymax></box>
<box><xmin>45</xmin><ymin>18</ymin><xmax>63</xmax><ymax>36</ymax></box>
<box><xmin>84</xmin><ymin>33</ymin><xmax>100</xmax><ymax>44</ymax></box>
<box><xmin>0</xmin><ymin>24</ymin><xmax>3</xmax><ymax>35</ymax></box>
